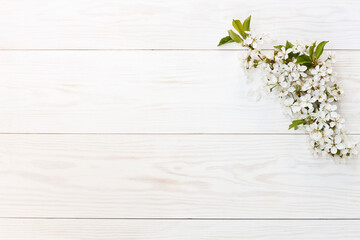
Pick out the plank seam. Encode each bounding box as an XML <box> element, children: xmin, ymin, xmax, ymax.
<box><xmin>0</xmin><ymin>217</ymin><xmax>359</xmax><ymax>220</ymax></box>
<box><xmin>0</xmin><ymin>49</ymin><xmax>358</xmax><ymax>51</ymax></box>
<box><xmin>0</xmin><ymin>133</ymin><xmax>359</xmax><ymax>135</ymax></box>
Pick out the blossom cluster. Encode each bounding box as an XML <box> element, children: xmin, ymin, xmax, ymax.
<box><xmin>219</xmin><ymin>16</ymin><xmax>358</xmax><ymax>160</ymax></box>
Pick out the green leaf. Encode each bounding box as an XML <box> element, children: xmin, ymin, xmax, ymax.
<box><xmin>232</xmin><ymin>20</ymin><xmax>246</xmax><ymax>38</ymax></box>
<box><xmin>309</xmin><ymin>41</ymin><xmax>316</xmax><ymax>60</ymax></box>
<box><xmin>285</xmin><ymin>41</ymin><xmax>294</xmax><ymax>50</ymax></box>
<box><xmin>296</xmin><ymin>54</ymin><xmax>312</xmax><ymax>64</ymax></box>
<box><xmin>289</xmin><ymin>119</ymin><xmax>307</xmax><ymax>130</ymax></box>
<box><xmin>288</xmin><ymin>52</ymin><xmax>299</xmax><ymax>60</ymax></box>
<box><xmin>228</xmin><ymin>30</ymin><xmax>242</xmax><ymax>43</ymax></box>
<box><xmin>314</xmin><ymin>41</ymin><xmax>329</xmax><ymax>59</ymax></box>
<box><xmin>274</xmin><ymin>45</ymin><xmax>284</xmax><ymax>50</ymax></box>
<box><xmin>243</xmin><ymin>15</ymin><xmax>251</xmax><ymax>32</ymax></box>
<box><xmin>218</xmin><ymin>36</ymin><xmax>234</xmax><ymax>46</ymax></box>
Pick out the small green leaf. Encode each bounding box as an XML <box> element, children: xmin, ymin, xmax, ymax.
<box><xmin>243</xmin><ymin>15</ymin><xmax>251</xmax><ymax>32</ymax></box>
<box><xmin>309</xmin><ymin>41</ymin><xmax>316</xmax><ymax>60</ymax></box>
<box><xmin>296</xmin><ymin>54</ymin><xmax>312</xmax><ymax>64</ymax></box>
<box><xmin>315</xmin><ymin>41</ymin><xmax>329</xmax><ymax>59</ymax></box>
<box><xmin>232</xmin><ymin>20</ymin><xmax>246</xmax><ymax>38</ymax></box>
<box><xmin>289</xmin><ymin>119</ymin><xmax>307</xmax><ymax>130</ymax></box>
<box><xmin>218</xmin><ymin>36</ymin><xmax>234</xmax><ymax>46</ymax></box>
<box><xmin>285</xmin><ymin>41</ymin><xmax>294</xmax><ymax>50</ymax></box>
<box><xmin>274</xmin><ymin>45</ymin><xmax>284</xmax><ymax>50</ymax></box>
<box><xmin>288</xmin><ymin>52</ymin><xmax>299</xmax><ymax>60</ymax></box>
<box><xmin>228</xmin><ymin>30</ymin><xmax>242</xmax><ymax>43</ymax></box>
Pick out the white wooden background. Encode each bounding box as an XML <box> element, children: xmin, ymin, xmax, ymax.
<box><xmin>0</xmin><ymin>0</ymin><xmax>360</xmax><ymax>239</ymax></box>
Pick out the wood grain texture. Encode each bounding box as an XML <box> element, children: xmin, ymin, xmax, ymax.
<box><xmin>0</xmin><ymin>219</ymin><xmax>360</xmax><ymax>240</ymax></box>
<box><xmin>0</xmin><ymin>51</ymin><xmax>358</xmax><ymax>133</ymax></box>
<box><xmin>0</xmin><ymin>0</ymin><xmax>358</xmax><ymax>49</ymax></box>
<box><xmin>0</xmin><ymin>0</ymin><xmax>359</xmax><ymax>238</ymax></box>
<box><xmin>0</xmin><ymin>134</ymin><xmax>359</xmax><ymax>218</ymax></box>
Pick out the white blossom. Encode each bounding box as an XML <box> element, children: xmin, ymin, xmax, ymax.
<box><xmin>236</xmin><ymin>30</ymin><xmax>358</xmax><ymax>160</ymax></box>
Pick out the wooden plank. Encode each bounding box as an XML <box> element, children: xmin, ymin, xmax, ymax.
<box><xmin>0</xmin><ymin>0</ymin><xmax>359</xmax><ymax>49</ymax></box>
<box><xmin>0</xmin><ymin>51</ymin><xmax>359</xmax><ymax>133</ymax></box>
<box><xmin>0</xmin><ymin>134</ymin><xmax>359</xmax><ymax>218</ymax></box>
<box><xmin>0</xmin><ymin>219</ymin><xmax>359</xmax><ymax>239</ymax></box>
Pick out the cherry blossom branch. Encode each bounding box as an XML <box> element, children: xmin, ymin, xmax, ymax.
<box><xmin>218</xmin><ymin>16</ymin><xmax>358</xmax><ymax>160</ymax></box>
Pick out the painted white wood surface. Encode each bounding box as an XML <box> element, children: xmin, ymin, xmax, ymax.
<box><xmin>0</xmin><ymin>0</ymin><xmax>358</xmax><ymax>49</ymax></box>
<box><xmin>0</xmin><ymin>219</ymin><xmax>360</xmax><ymax>240</ymax></box>
<box><xmin>0</xmin><ymin>134</ymin><xmax>359</xmax><ymax>218</ymax></box>
<box><xmin>0</xmin><ymin>51</ymin><xmax>359</xmax><ymax>133</ymax></box>
<box><xmin>0</xmin><ymin>0</ymin><xmax>359</xmax><ymax>238</ymax></box>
